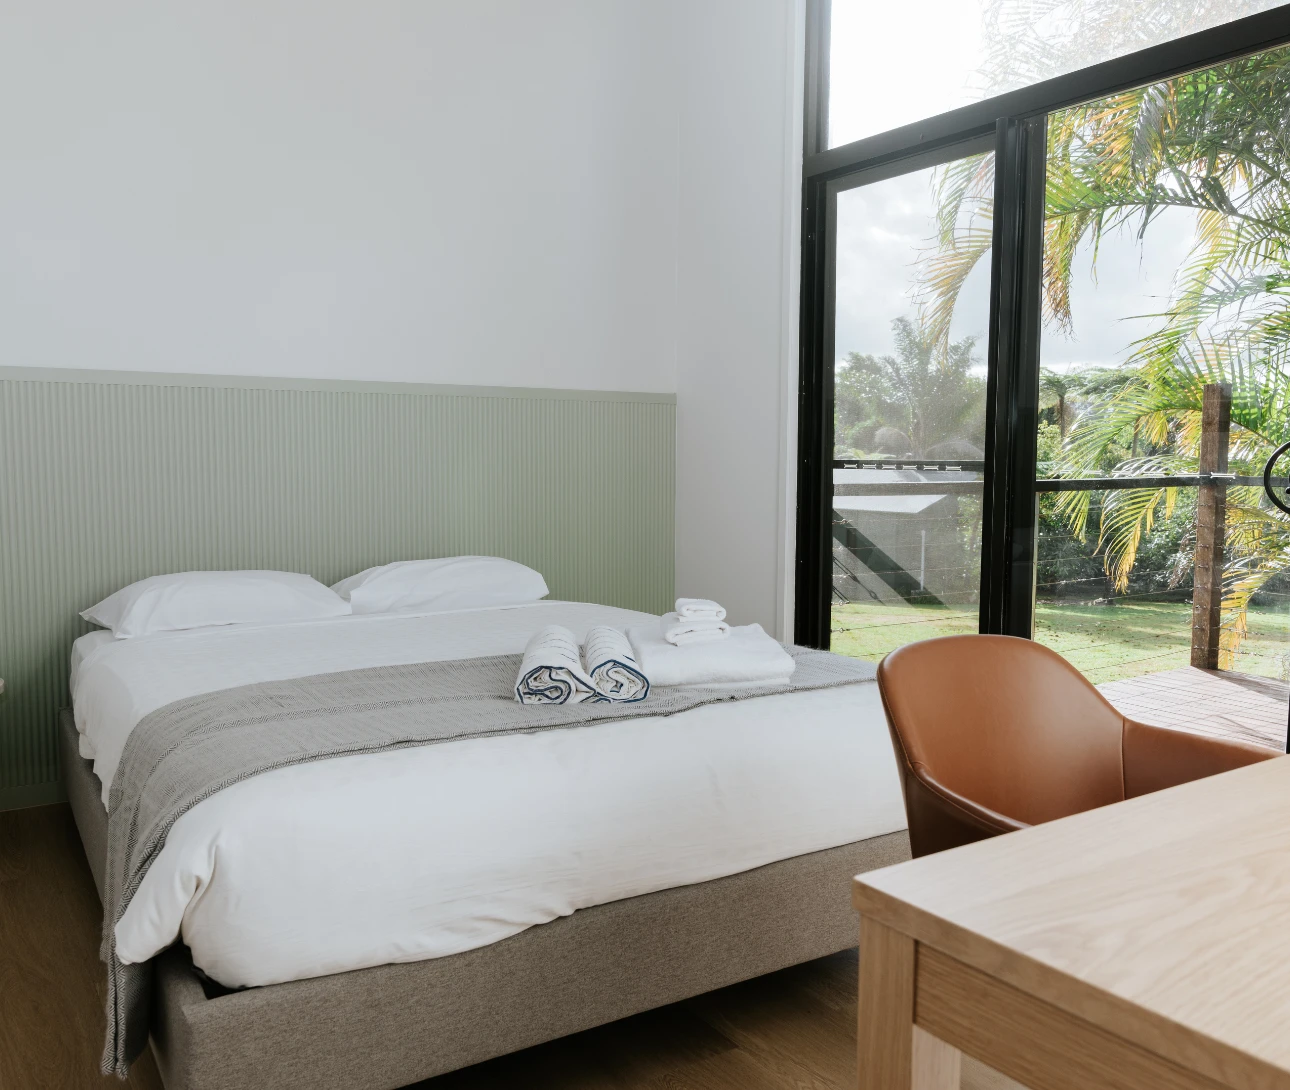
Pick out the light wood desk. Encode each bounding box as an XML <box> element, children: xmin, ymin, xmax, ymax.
<box><xmin>852</xmin><ymin>755</ymin><xmax>1290</xmax><ymax>1090</ymax></box>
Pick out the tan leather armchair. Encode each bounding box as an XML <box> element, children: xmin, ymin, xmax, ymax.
<box><xmin>877</xmin><ymin>634</ymin><xmax>1277</xmax><ymax>858</ymax></box>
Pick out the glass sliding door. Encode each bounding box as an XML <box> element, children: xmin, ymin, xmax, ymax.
<box><xmin>798</xmin><ymin>0</ymin><xmax>1290</xmax><ymax>729</ymax></box>
<box><xmin>1028</xmin><ymin>42</ymin><xmax>1290</xmax><ymax>745</ymax></box>
<box><xmin>828</xmin><ymin>150</ymin><xmax>993</xmax><ymax>663</ymax></box>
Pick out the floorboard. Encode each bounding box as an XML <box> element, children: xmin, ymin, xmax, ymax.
<box><xmin>0</xmin><ymin>804</ymin><xmax>163</xmax><ymax>1090</ymax></box>
<box><xmin>1099</xmin><ymin>666</ymin><xmax>1288</xmax><ymax>750</ymax></box>
<box><xmin>2</xmin><ymin>803</ymin><xmax>1020</xmax><ymax>1090</ymax></box>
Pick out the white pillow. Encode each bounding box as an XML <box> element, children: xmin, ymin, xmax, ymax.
<box><xmin>82</xmin><ymin>570</ymin><xmax>351</xmax><ymax>638</ymax></box>
<box><xmin>331</xmin><ymin>556</ymin><xmax>549</xmax><ymax>615</ymax></box>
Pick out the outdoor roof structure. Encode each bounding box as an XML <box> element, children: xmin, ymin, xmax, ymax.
<box><xmin>833</xmin><ymin>493</ymin><xmax>947</xmax><ymax>515</ymax></box>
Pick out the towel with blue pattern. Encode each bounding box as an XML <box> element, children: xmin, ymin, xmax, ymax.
<box><xmin>514</xmin><ymin>625</ymin><xmax>600</xmax><ymax>704</ymax></box>
<box><xmin>515</xmin><ymin>625</ymin><xmax>650</xmax><ymax>704</ymax></box>
<box><xmin>583</xmin><ymin>625</ymin><xmax>649</xmax><ymax>702</ymax></box>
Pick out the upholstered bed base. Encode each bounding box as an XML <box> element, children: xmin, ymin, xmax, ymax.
<box><xmin>60</xmin><ymin>708</ymin><xmax>910</xmax><ymax>1090</ymax></box>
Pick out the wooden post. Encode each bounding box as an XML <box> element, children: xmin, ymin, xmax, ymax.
<box><xmin>1191</xmin><ymin>383</ymin><xmax>1231</xmax><ymax>669</ymax></box>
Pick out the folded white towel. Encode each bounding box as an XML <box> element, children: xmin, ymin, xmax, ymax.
<box><xmin>661</xmin><ymin>611</ymin><xmax>730</xmax><ymax>647</ymax></box>
<box><xmin>584</xmin><ymin>626</ymin><xmax>649</xmax><ymax>703</ymax></box>
<box><xmin>627</xmin><ymin>622</ymin><xmax>795</xmax><ymax>687</ymax></box>
<box><xmin>514</xmin><ymin>625</ymin><xmax>599</xmax><ymax>704</ymax></box>
<box><xmin>675</xmin><ymin>597</ymin><xmax>726</xmax><ymax>621</ymax></box>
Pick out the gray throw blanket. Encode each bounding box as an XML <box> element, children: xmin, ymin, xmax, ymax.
<box><xmin>101</xmin><ymin>646</ymin><xmax>876</xmax><ymax>1076</ymax></box>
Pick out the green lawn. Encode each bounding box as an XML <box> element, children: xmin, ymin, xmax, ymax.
<box><xmin>831</xmin><ymin>599</ymin><xmax>1290</xmax><ymax>685</ymax></box>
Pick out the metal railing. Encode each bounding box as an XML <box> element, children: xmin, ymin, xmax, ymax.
<box><xmin>834</xmin><ymin>459</ymin><xmax>1283</xmax><ymax>493</ymax></box>
<box><xmin>830</xmin><ymin>384</ymin><xmax>1263</xmax><ymax>669</ymax></box>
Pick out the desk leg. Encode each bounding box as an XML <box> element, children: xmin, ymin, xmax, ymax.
<box><xmin>913</xmin><ymin>1026</ymin><xmax>961</xmax><ymax>1089</ymax></box>
<box><xmin>858</xmin><ymin>918</ymin><xmax>960</xmax><ymax>1090</ymax></box>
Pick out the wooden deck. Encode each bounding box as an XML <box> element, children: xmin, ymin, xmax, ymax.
<box><xmin>1099</xmin><ymin>667</ymin><xmax>1288</xmax><ymax>751</ymax></box>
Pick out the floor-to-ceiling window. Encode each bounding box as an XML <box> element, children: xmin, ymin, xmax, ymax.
<box><xmin>799</xmin><ymin>1</ymin><xmax>1290</xmax><ymax>744</ymax></box>
<box><xmin>1031</xmin><ymin>45</ymin><xmax>1290</xmax><ymax>688</ymax></box>
<box><xmin>829</xmin><ymin>150</ymin><xmax>992</xmax><ymax>662</ymax></box>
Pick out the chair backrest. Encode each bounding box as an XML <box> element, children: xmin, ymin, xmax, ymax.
<box><xmin>877</xmin><ymin>635</ymin><xmax>1127</xmax><ymax>830</ymax></box>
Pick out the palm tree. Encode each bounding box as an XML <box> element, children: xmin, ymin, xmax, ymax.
<box><xmin>1049</xmin><ymin>44</ymin><xmax>1290</xmax><ymax>662</ymax></box>
<box><xmin>834</xmin><ymin>318</ymin><xmax>986</xmax><ymax>459</ymax></box>
<box><xmin>978</xmin><ymin>0</ymin><xmax>1281</xmax><ymax>99</ymax></box>
<box><xmin>1039</xmin><ymin>368</ymin><xmax>1077</xmax><ymax>438</ymax></box>
<box><xmin>921</xmin><ymin>41</ymin><xmax>1290</xmax><ymax>664</ymax></box>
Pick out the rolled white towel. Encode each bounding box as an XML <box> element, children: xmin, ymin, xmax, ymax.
<box><xmin>675</xmin><ymin>597</ymin><xmax>726</xmax><ymax>621</ymax></box>
<box><xmin>584</xmin><ymin>626</ymin><xmax>649</xmax><ymax>702</ymax></box>
<box><xmin>662</xmin><ymin>611</ymin><xmax>730</xmax><ymax>646</ymax></box>
<box><xmin>627</xmin><ymin>622</ymin><xmax>795</xmax><ymax>687</ymax></box>
<box><xmin>514</xmin><ymin>625</ymin><xmax>599</xmax><ymax>704</ymax></box>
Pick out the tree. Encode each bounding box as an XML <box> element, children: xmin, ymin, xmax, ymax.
<box><xmin>835</xmin><ymin>318</ymin><xmax>986</xmax><ymax>459</ymax></box>
<box><xmin>1039</xmin><ymin>368</ymin><xmax>1076</xmax><ymax>438</ymax></box>
<box><xmin>1046</xmin><ymin>43</ymin><xmax>1290</xmax><ymax>662</ymax></box>
<box><xmin>921</xmin><ymin>37</ymin><xmax>1290</xmax><ymax>663</ymax></box>
<box><xmin>977</xmin><ymin>0</ymin><xmax>1282</xmax><ymax>104</ymax></box>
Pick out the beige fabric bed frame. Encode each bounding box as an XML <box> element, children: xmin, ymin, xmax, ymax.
<box><xmin>60</xmin><ymin>709</ymin><xmax>910</xmax><ymax>1090</ymax></box>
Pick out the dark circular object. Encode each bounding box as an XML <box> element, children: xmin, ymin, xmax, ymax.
<box><xmin>1263</xmin><ymin>440</ymin><xmax>1290</xmax><ymax>516</ymax></box>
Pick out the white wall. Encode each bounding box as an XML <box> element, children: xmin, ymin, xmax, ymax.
<box><xmin>0</xmin><ymin>2</ymin><xmax>679</xmax><ymax>392</ymax></box>
<box><xmin>672</xmin><ymin>0</ymin><xmax>802</xmax><ymax>635</ymax></box>
<box><xmin>2</xmin><ymin>1</ymin><xmax>805</xmax><ymax>628</ymax></box>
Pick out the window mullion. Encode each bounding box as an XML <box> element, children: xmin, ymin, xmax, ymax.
<box><xmin>979</xmin><ymin>114</ymin><xmax>1047</xmax><ymax>637</ymax></box>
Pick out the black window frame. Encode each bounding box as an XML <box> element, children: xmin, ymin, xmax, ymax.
<box><xmin>795</xmin><ymin>1</ymin><xmax>1290</xmax><ymax>648</ymax></box>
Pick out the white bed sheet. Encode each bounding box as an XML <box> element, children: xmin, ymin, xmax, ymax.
<box><xmin>69</xmin><ymin>628</ymin><xmax>114</xmax><ymax>696</ymax></box>
<box><xmin>71</xmin><ymin>602</ymin><xmax>905</xmax><ymax>990</ymax></box>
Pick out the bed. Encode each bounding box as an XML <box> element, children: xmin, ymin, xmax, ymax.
<box><xmin>63</xmin><ymin>599</ymin><xmax>910</xmax><ymax>1090</ymax></box>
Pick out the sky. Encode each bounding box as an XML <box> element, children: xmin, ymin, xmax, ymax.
<box><xmin>827</xmin><ymin>0</ymin><xmax>1285</xmax><ymax>148</ymax></box>
<box><xmin>827</xmin><ymin>0</ymin><xmax>1233</xmax><ymax>378</ymax></box>
<box><xmin>834</xmin><ymin>166</ymin><xmax>1198</xmax><ymax>376</ymax></box>
<box><xmin>829</xmin><ymin>2</ymin><xmax>985</xmax><ymax>147</ymax></box>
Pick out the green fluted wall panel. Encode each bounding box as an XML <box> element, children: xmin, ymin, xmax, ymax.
<box><xmin>0</xmin><ymin>372</ymin><xmax>675</xmax><ymax>804</ymax></box>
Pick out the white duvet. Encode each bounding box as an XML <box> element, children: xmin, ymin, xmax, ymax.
<box><xmin>72</xmin><ymin>601</ymin><xmax>905</xmax><ymax>990</ymax></box>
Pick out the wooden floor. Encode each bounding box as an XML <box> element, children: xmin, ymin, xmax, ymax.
<box><xmin>1</xmin><ymin>804</ymin><xmax>1018</xmax><ymax>1090</ymax></box>
<box><xmin>0</xmin><ymin>803</ymin><xmax>164</xmax><ymax>1089</ymax></box>
<box><xmin>1099</xmin><ymin>666</ymin><xmax>1289</xmax><ymax>750</ymax></box>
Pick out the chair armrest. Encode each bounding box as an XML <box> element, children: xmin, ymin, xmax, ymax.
<box><xmin>1122</xmin><ymin>719</ymin><xmax>1278</xmax><ymax>799</ymax></box>
<box><xmin>901</xmin><ymin>765</ymin><xmax>1027</xmax><ymax>857</ymax></box>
